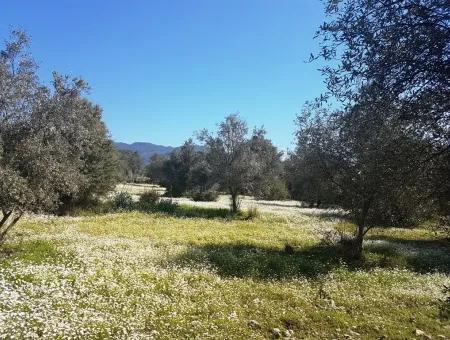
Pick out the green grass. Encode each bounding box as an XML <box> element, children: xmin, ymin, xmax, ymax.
<box><xmin>0</xmin><ymin>211</ymin><xmax>449</xmax><ymax>339</ymax></box>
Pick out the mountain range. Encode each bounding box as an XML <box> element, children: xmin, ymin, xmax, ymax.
<box><xmin>115</xmin><ymin>142</ymin><xmax>203</xmax><ymax>163</ymax></box>
<box><xmin>114</xmin><ymin>142</ymin><xmax>175</xmax><ymax>162</ymax></box>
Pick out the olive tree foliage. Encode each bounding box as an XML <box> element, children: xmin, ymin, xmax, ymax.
<box><xmin>145</xmin><ymin>139</ymin><xmax>209</xmax><ymax>197</ymax></box>
<box><xmin>0</xmin><ymin>30</ymin><xmax>118</xmax><ymax>241</ymax></box>
<box><xmin>314</xmin><ymin>0</ymin><xmax>450</xmax><ymax>207</ymax></box>
<box><xmin>293</xmin><ymin>100</ymin><xmax>438</xmax><ymax>258</ymax></box>
<box><xmin>285</xmin><ymin>152</ymin><xmax>336</xmax><ymax>208</ymax></box>
<box><xmin>162</xmin><ymin>139</ymin><xmax>201</xmax><ymax>197</ymax></box>
<box><xmin>198</xmin><ymin>114</ymin><xmax>284</xmax><ymax>212</ymax></box>
<box><xmin>146</xmin><ymin>154</ymin><xmax>168</xmax><ymax>185</ymax></box>
<box><xmin>118</xmin><ymin>150</ymin><xmax>142</xmax><ymax>182</ymax></box>
<box><xmin>248</xmin><ymin>128</ymin><xmax>288</xmax><ymax>201</ymax></box>
<box><xmin>56</xmin><ymin>79</ymin><xmax>119</xmax><ymax>213</ymax></box>
<box><xmin>314</xmin><ymin>0</ymin><xmax>449</xmax><ymax>144</ymax></box>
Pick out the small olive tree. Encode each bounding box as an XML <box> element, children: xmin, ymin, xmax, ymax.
<box><xmin>294</xmin><ymin>101</ymin><xmax>436</xmax><ymax>258</ymax></box>
<box><xmin>248</xmin><ymin>128</ymin><xmax>288</xmax><ymax>200</ymax></box>
<box><xmin>198</xmin><ymin>114</ymin><xmax>266</xmax><ymax>212</ymax></box>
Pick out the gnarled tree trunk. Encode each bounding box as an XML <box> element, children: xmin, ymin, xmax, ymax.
<box><xmin>0</xmin><ymin>210</ymin><xmax>23</xmax><ymax>245</ymax></box>
<box><xmin>350</xmin><ymin>199</ymin><xmax>372</xmax><ymax>259</ymax></box>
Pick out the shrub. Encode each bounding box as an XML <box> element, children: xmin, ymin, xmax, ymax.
<box><xmin>191</xmin><ymin>189</ymin><xmax>219</xmax><ymax>202</ymax></box>
<box><xmin>139</xmin><ymin>190</ymin><xmax>160</xmax><ymax>205</ymax></box>
<box><xmin>65</xmin><ymin>197</ymin><xmax>117</xmax><ymax>216</ymax></box>
<box><xmin>254</xmin><ymin>179</ymin><xmax>289</xmax><ymax>201</ymax></box>
<box><xmin>155</xmin><ymin>199</ymin><xmax>178</xmax><ymax>214</ymax></box>
<box><xmin>112</xmin><ymin>192</ymin><xmax>134</xmax><ymax>211</ymax></box>
<box><xmin>138</xmin><ymin>190</ymin><xmax>161</xmax><ymax>212</ymax></box>
<box><xmin>245</xmin><ymin>206</ymin><xmax>260</xmax><ymax>220</ymax></box>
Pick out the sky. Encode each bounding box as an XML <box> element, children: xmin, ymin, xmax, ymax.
<box><xmin>0</xmin><ymin>0</ymin><xmax>328</xmax><ymax>151</ymax></box>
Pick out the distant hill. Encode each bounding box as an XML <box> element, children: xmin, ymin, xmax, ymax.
<box><xmin>114</xmin><ymin>142</ymin><xmax>174</xmax><ymax>162</ymax></box>
<box><xmin>115</xmin><ymin>142</ymin><xmax>203</xmax><ymax>163</ymax></box>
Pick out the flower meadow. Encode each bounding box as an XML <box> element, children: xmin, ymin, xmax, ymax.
<box><xmin>0</xmin><ymin>210</ymin><xmax>449</xmax><ymax>339</ymax></box>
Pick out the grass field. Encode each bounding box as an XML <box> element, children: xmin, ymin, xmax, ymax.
<box><xmin>115</xmin><ymin>183</ymin><xmax>166</xmax><ymax>199</ymax></box>
<box><xmin>0</xmin><ymin>202</ymin><xmax>449</xmax><ymax>338</ymax></box>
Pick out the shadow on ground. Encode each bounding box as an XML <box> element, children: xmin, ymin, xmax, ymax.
<box><xmin>169</xmin><ymin>243</ymin><xmax>340</xmax><ymax>279</ymax></box>
<box><xmin>253</xmin><ymin>201</ymin><xmax>303</xmax><ymax>209</ymax></box>
<box><xmin>299</xmin><ymin>209</ymin><xmax>349</xmax><ymax>220</ymax></box>
<box><xmin>364</xmin><ymin>235</ymin><xmax>450</xmax><ymax>274</ymax></box>
<box><xmin>168</xmin><ymin>205</ymin><xmax>242</xmax><ymax>220</ymax></box>
<box><xmin>168</xmin><ymin>236</ymin><xmax>450</xmax><ymax>280</ymax></box>
<box><xmin>76</xmin><ymin>200</ymin><xmax>246</xmax><ymax>220</ymax></box>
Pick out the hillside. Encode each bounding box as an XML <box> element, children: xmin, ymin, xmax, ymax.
<box><xmin>115</xmin><ymin>142</ymin><xmax>204</xmax><ymax>162</ymax></box>
<box><xmin>114</xmin><ymin>142</ymin><xmax>175</xmax><ymax>162</ymax></box>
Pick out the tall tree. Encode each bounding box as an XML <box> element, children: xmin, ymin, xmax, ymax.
<box><xmin>314</xmin><ymin>0</ymin><xmax>450</xmax><ymax>208</ymax></box>
<box><xmin>199</xmin><ymin>114</ymin><xmax>252</xmax><ymax>212</ymax></box>
<box><xmin>294</xmin><ymin>0</ymin><xmax>450</xmax><ymax>256</ymax></box>
<box><xmin>0</xmin><ymin>30</ymin><xmax>118</xmax><ymax>240</ymax></box>
<box><xmin>248</xmin><ymin>128</ymin><xmax>288</xmax><ymax>200</ymax></box>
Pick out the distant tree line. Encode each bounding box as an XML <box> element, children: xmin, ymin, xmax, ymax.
<box><xmin>117</xmin><ymin>150</ymin><xmax>143</xmax><ymax>183</ymax></box>
<box><xmin>146</xmin><ymin>115</ymin><xmax>288</xmax><ymax>212</ymax></box>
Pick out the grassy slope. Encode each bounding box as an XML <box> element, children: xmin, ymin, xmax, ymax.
<box><xmin>0</xmin><ymin>211</ymin><xmax>449</xmax><ymax>339</ymax></box>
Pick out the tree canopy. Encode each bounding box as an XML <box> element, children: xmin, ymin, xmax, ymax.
<box><xmin>290</xmin><ymin>0</ymin><xmax>450</xmax><ymax>257</ymax></box>
<box><xmin>0</xmin><ymin>30</ymin><xmax>118</xmax><ymax>241</ymax></box>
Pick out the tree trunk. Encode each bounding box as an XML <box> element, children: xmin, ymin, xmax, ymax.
<box><xmin>0</xmin><ymin>211</ymin><xmax>12</xmax><ymax>228</ymax></box>
<box><xmin>351</xmin><ymin>199</ymin><xmax>372</xmax><ymax>259</ymax></box>
<box><xmin>0</xmin><ymin>210</ymin><xmax>22</xmax><ymax>245</ymax></box>
<box><xmin>230</xmin><ymin>191</ymin><xmax>239</xmax><ymax>213</ymax></box>
<box><xmin>352</xmin><ymin>224</ymin><xmax>364</xmax><ymax>259</ymax></box>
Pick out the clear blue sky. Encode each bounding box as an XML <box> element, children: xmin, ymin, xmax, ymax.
<box><xmin>1</xmin><ymin>0</ymin><xmax>327</xmax><ymax>151</ymax></box>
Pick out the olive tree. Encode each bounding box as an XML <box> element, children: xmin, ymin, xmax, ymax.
<box><xmin>145</xmin><ymin>139</ymin><xmax>204</xmax><ymax>197</ymax></box>
<box><xmin>248</xmin><ymin>128</ymin><xmax>288</xmax><ymax>200</ymax></box>
<box><xmin>198</xmin><ymin>114</ymin><xmax>275</xmax><ymax>212</ymax></box>
<box><xmin>314</xmin><ymin>0</ymin><xmax>450</xmax><ymax>212</ymax></box>
<box><xmin>162</xmin><ymin>139</ymin><xmax>200</xmax><ymax>197</ymax></box>
<box><xmin>0</xmin><ymin>30</ymin><xmax>118</xmax><ymax>241</ymax></box>
<box><xmin>292</xmin><ymin>0</ymin><xmax>450</xmax><ymax>257</ymax></box>
<box><xmin>294</xmin><ymin>100</ymin><xmax>436</xmax><ymax>258</ymax></box>
<box><xmin>118</xmin><ymin>150</ymin><xmax>142</xmax><ymax>182</ymax></box>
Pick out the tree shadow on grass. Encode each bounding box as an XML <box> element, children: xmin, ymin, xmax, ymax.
<box><xmin>300</xmin><ymin>209</ymin><xmax>349</xmax><ymax>221</ymax></box>
<box><xmin>140</xmin><ymin>202</ymin><xmax>248</xmax><ymax>220</ymax></box>
<box><xmin>364</xmin><ymin>235</ymin><xmax>450</xmax><ymax>274</ymax></box>
<box><xmin>253</xmin><ymin>201</ymin><xmax>303</xmax><ymax>209</ymax></box>
<box><xmin>171</xmin><ymin>205</ymin><xmax>241</xmax><ymax>220</ymax></box>
<box><xmin>169</xmin><ymin>243</ymin><xmax>342</xmax><ymax>280</ymax></box>
<box><xmin>366</xmin><ymin>234</ymin><xmax>450</xmax><ymax>248</ymax></box>
<box><xmin>73</xmin><ymin>198</ymin><xmax>245</xmax><ymax>220</ymax></box>
<box><xmin>168</xmin><ymin>236</ymin><xmax>450</xmax><ymax>281</ymax></box>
